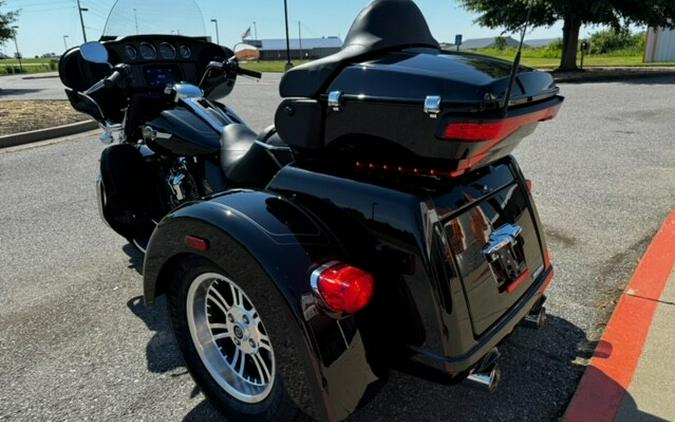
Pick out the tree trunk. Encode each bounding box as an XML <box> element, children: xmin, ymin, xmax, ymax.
<box><xmin>559</xmin><ymin>17</ymin><xmax>581</xmax><ymax>71</ymax></box>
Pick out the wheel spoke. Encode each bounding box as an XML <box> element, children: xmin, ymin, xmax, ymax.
<box><xmin>209</xmin><ymin>323</ymin><xmax>229</xmax><ymax>331</ymax></box>
<box><xmin>256</xmin><ymin>326</ymin><xmax>272</xmax><ymax>349</ymax></box>
<box><xmin>237</xmin><ymin>351</ymin><xmax>246</xmax><ymax>376</ymax></box>
<box><xmin>207</xmin><ymin>295</ymin><xmax>229</xmax><ymax>318</ymax></box>
<box><xmin>212</xmin><ymin>331</ymin><xmax>230</xmax><ymax>341</ymax></box>
<box><xmin>259</xmin><ymin>338</ymin><xmax>272</xmax><ymax>352</ymax></box>
<box><xmin>229</xmin><ymin>283</ymin><xmax>244</xmax><ymax>308</ymax></box>
<box><xmin>230</xmin><ymin>347</ymin><xmax>240</xmax><ymax>368</ymax></box>
<box><xmin>251</xmin><ymin>352</ymin><xmax>265</xmax><ymax>382</ymax></box>
<box><xmin>208</xmin><ymin>285</ymin><xmax>232</xmax><ymax>312</ymax></box>
<box><xmin>187</xmin><ymin>271</ymin><xmax>275</xmax><ymax>402</ymax></box>
<box><xmin>252</xmin><ymin>352</ymin><xmax>271</xmax><ymax>383</ymax></box>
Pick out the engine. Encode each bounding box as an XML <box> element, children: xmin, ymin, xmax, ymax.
<box><xmin>166</xmin><ymin>157</ymin><xmax>200</xmax><ymax>209</ymax></box>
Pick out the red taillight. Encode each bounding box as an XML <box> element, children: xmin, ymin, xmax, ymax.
<box><xmin>525</xmin><ymin>179</ymin><xmax>533</xmax><ymax>192</ymax></box>
<box><xmin>311</xmin><ymin>262</ymin><xmax>374</xmax><ymax>314</ymax></box>
<box><xmin>354</xmin><ymin>161</ymin><xmax>466</xmax><ymax>179</ymax></box>
<box><xmin>543</xmin><ymin>247</ymin><xmax>552</xmax><ymax>268</ymax></box>
<box><xmin>441</xmin><ymin>106</ymin><xmax>560</xmax><ymax>143</ymax></box>
<box><xmin>185</xmin><ymin>235</ymin><xmax>209</xmax><ymax>251</ymax></box>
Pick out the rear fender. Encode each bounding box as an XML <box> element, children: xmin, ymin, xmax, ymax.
<box><xmin>143</xmin><ymin>189</ymin><xmax>382</xmax><ymax>422</ymax></box>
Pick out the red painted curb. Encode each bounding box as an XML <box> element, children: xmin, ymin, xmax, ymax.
<box><xmin>564</xmin><ymin>210</ymin><xmax>675</xmax><ymax>422</ymax></box>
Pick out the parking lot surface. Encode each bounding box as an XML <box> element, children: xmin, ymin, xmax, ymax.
<box><xmin>1</xmin><ymin>75</ymin><xmax>673</xmax><ymax>421</ymax></box>
<box><xmin>0</xmin><ymin>73</ymin><xmax>66</xmax><ymax>101</ymax></box>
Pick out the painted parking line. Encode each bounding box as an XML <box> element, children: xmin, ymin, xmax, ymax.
<box><xmin>564</xmin><ymin>209</ymin><xmax>675</xmax><ymax>421</ymax></box>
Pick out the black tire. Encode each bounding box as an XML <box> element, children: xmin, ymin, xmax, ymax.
<box><xmin>167</xmin><ymin>255</ymin><xmax>315</xmax><ymax>422</ymax></box>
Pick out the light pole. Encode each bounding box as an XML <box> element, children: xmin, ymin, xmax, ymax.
<box><xmin>253</xmin><ymin>21</ymin><xmax>258</xmax><ymax>40</ymax></box>
<box><xmin>76</xmin><ymin>0</ymin><xmax>88</xmax><ymax>42</ymax></box>
<box><xmin>210</xmin><ymin>19</ymin><xmax>220</xmax><ymax>45</ymax></box>
<box><xmin>63</xmin><ymin>35</ymin><xmax>70</xmax><ymax>51</ymax></box>
<box><xmin>283</xmin><ymin>0</ymin><xmax>292</xmax><ymax>69</ymax></box>
<box><xmin>134</xmin><ymin>8</ymin><xmax>139</xmax><ymax>34</ymax></box>
<box><xmin>11</xmin><ymin>26</ymin><xmax>22</xmax><ymax>72</ymax></box>
<box><xmin>298</xmin><ymin>21</ymin><xmax>302</xmax><ymax>60</ymax></box>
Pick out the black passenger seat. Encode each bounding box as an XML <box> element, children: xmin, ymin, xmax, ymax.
<box><xmin>278</xmin><ymin>0</ymin><xmax>439</xmax><ymax>98</ymax></box>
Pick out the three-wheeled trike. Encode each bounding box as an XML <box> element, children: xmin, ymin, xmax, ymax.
<box><xmin>58</xmin><ymin>0</ymin><xmax>562</xmax><ymax>420</ymax></box>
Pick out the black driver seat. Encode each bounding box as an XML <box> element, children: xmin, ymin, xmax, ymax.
<box><xmin>279</xmin><ymin>0</ymin><xmax>439</xmax><ymax>98</ymax></box>
<box><xmin>220</xmin><ymin>124</ymin><xmax>291</xmax><ymax>188</ymax></box>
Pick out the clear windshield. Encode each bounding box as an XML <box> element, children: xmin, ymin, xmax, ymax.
<box><xmin>102</xmin><ymin>0</ymin><xmax>207</xmax><ymax>38</ymax></box>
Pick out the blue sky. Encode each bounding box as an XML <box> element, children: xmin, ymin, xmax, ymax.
<box><xmin>2</xmin><ymin>0</ymin><xmax>613</xmax><ymax>57</ymax></box>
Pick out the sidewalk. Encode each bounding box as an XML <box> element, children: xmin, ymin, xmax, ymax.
<box><xmin>565</xmin><ymin>211</ymin><xmax>675</xmax><ymax>421</ymax></box>
<box><xmin>616</xmin><ymin>270</ymin><xmax>675</xmax><ymax>421</ymax></box>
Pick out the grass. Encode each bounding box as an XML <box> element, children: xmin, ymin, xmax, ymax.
<box><xmin>0</xmin><ymin>100</ymin><xmax>87</xmax><ymax>136</ymax></box>
<box><xmin>241</xmin><ymin>51</ymin><xmax>675</xmax><ymax>73</ymax></box>
<box><xmin>4</xmin><ymin>51</ymin><xmax>673</xmax><ymax>77</ymax></box>
<box><xmin>2</xmin><ymin>58</ymin><xmax>55</xmax><ymax>64</ymax></box>
<box><xmin>466</xmin><ymin>47</ymin><xmax>675</xmax><ymax>69</ymax></box>
<box><xmin>0</xmin><ymin>58</ymin><xmax>58</xmax><ymax>76</ymax></box>
<box><xmin>240</xmin><ymin>60</ymin><xmax>309</xmax><ymax>73</ymax></box>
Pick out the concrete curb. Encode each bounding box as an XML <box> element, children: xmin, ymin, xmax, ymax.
<box><xmin>564</xmin><ymin>210</ymin><xmax>675</xmax><ymax>422</ymax></box>
<box><xmin>0</xmin><ymin>120</ymin><xmax>99</xmax><ymax>149</ymax></box>
<box><xmin>22</xmin><ymin>74</ymin><xmax>59</xmax><ymax>80</ymax></box>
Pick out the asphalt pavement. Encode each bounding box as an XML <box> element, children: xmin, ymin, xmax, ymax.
<box><xmin>1</xmin><ymin>75</ymin><xmax>674</xmax><ymax>421</ymax></box>
<box><xmin>0</xmin><ymin>73</ymin><xmax>67</xmax><ymax>101</ymax></box>
<box><xmin>0</xmin><ymin>72</ymin><xmax>283</xmax><ymax>103</ymax></box>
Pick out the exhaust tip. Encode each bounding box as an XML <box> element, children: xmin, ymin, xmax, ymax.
<box><xmin>464</xmin><ymin>363</ymin><xmax>501</xmax><ymax>393</ymax></box>
<box><xmin>463</xmin><ymin>348</ymin><xmax>501</xmax><ymax>392</ymax></box>
<box><xmin>522</xmin><ymin>306</ymin><xmax>547</xmax><ymax>329</ymax></box>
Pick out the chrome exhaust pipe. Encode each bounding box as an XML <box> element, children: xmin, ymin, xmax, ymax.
<box><xmin>464</xmin><ymin>348</ymin><xmax>501</xmax><ymax>393</ymax></box>
<box><xmin>522</xmin><ymin>306</ymin><xmax>547</xmax><ymax>330</ymax></box>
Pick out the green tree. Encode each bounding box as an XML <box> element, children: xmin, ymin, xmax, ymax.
<box><xmin>493</xmin><ymin>36</ymin><xmax>508</xmax><ymax>50</ymax></box>
<box><xmin>0</xmin><ymin>0</ymin><xmax>19</xmax><ymax>43</ymax></box>
<box><xmin>458</xmin><ymin>0</ymin><xmax>675</xmax><ymax>71</ymax></box>
<box><xmin>589</xmin><ymin>29</ymin><xmax>645</xmax><ymax>54</ymax></box>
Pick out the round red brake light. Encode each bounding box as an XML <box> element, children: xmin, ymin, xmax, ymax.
<box><xmin>311</xmin><ymin>262</ymin><xmax>374</xmax><ymax>314</ymax></box>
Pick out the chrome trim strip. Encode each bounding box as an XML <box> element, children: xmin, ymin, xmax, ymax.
<box><xmin>532</xmin><ymin>264</ymin><xmax>544</xmax><ymax>281</ymax></box>
<box><xmin>253</xmin><ymin>141</ymin><xmax>284</xmax><ymax>168</ymax></box>
<box><xmin>335</xmin><ymin>319</ymin><xmax>350</xmax><ymax>349</ymax></box>
<box><xmin>171</xmin><ymin>83</ymin><xmax>204</xmax><ymax>101</ymax></box>
<box><xmin>132</xmin><ymin>239</ymin><xmax>147</xmax><ymax>254</ymax></box>
<box><xmin>253</xmin><ymin>140</ymin><xmax>291</xmax><ymax>152</ymax></box>
<box><xmin>182</xmin><ymin>97</ymin><xmax>229</xmax><ymax>135</ymax></box>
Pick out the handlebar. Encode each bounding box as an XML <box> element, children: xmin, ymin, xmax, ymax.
<box><xmin>104</xmin><ymin>68</ymin><xmax>125</xmax><ymax>89</ymax></box>
<box><xmin>237</xmin><ymin>67</ymin><xmax>262</xmax><ymax>79</ymax></box>
<box><xmin>84</xmin><ymin>64</ymin><xmax>128</xmax><ymax>96</ymax></box>
<box><xmin>199</xmin><ymin>59</ymin><xmax>260</xmax><ymax>89</ymax></box>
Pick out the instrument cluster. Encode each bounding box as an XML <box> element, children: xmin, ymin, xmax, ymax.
<box><xmin>123</xmin><ymin>41</ymin><xmax>192</xmax><ymax>62</ymax></box>
<box><xmin>99</xmin><ymin>35</ymin><xmax>232</xmax><ymax>94</ymax></box>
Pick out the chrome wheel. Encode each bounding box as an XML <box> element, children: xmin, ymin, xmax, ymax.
<box><xmin>186</xmin><ymin>272</ymin><xmax>275</xmax><ymax>403</ymax></box>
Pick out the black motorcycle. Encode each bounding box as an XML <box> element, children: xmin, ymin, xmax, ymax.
<box><xmin>60</xmin><ymin>1</ymin><xmax>563</xmax><ymax>421</ymax></box>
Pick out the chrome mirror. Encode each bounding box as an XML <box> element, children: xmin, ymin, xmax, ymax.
<box><xmin>80</xmin><ymin>41</ymin><xmax>109</xmax><ymax>64</ymax></box>
<box><xmin>233</xmin><ymin>44</ymin><xmax>260</xmax><ymax>62</ymax></box>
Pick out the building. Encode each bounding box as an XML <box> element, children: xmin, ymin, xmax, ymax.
<box><xmin>458</xmin><ymin>36</ymin><xmax>522</xmax><ymax>50</ymax></box>
<box><xmin>248</xmin><ymin>37</ymin><xmax>343</xmax><ymax>61</ymax></box>
<box><xmin>644</xmin><ymin>28</ymin><xmax>675</xmax><ymax>62</ymax></box>
<box><xmin>524</xmin><ymin>38</ymin><xmax>559</xmax><ymax>48</ymax></box>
